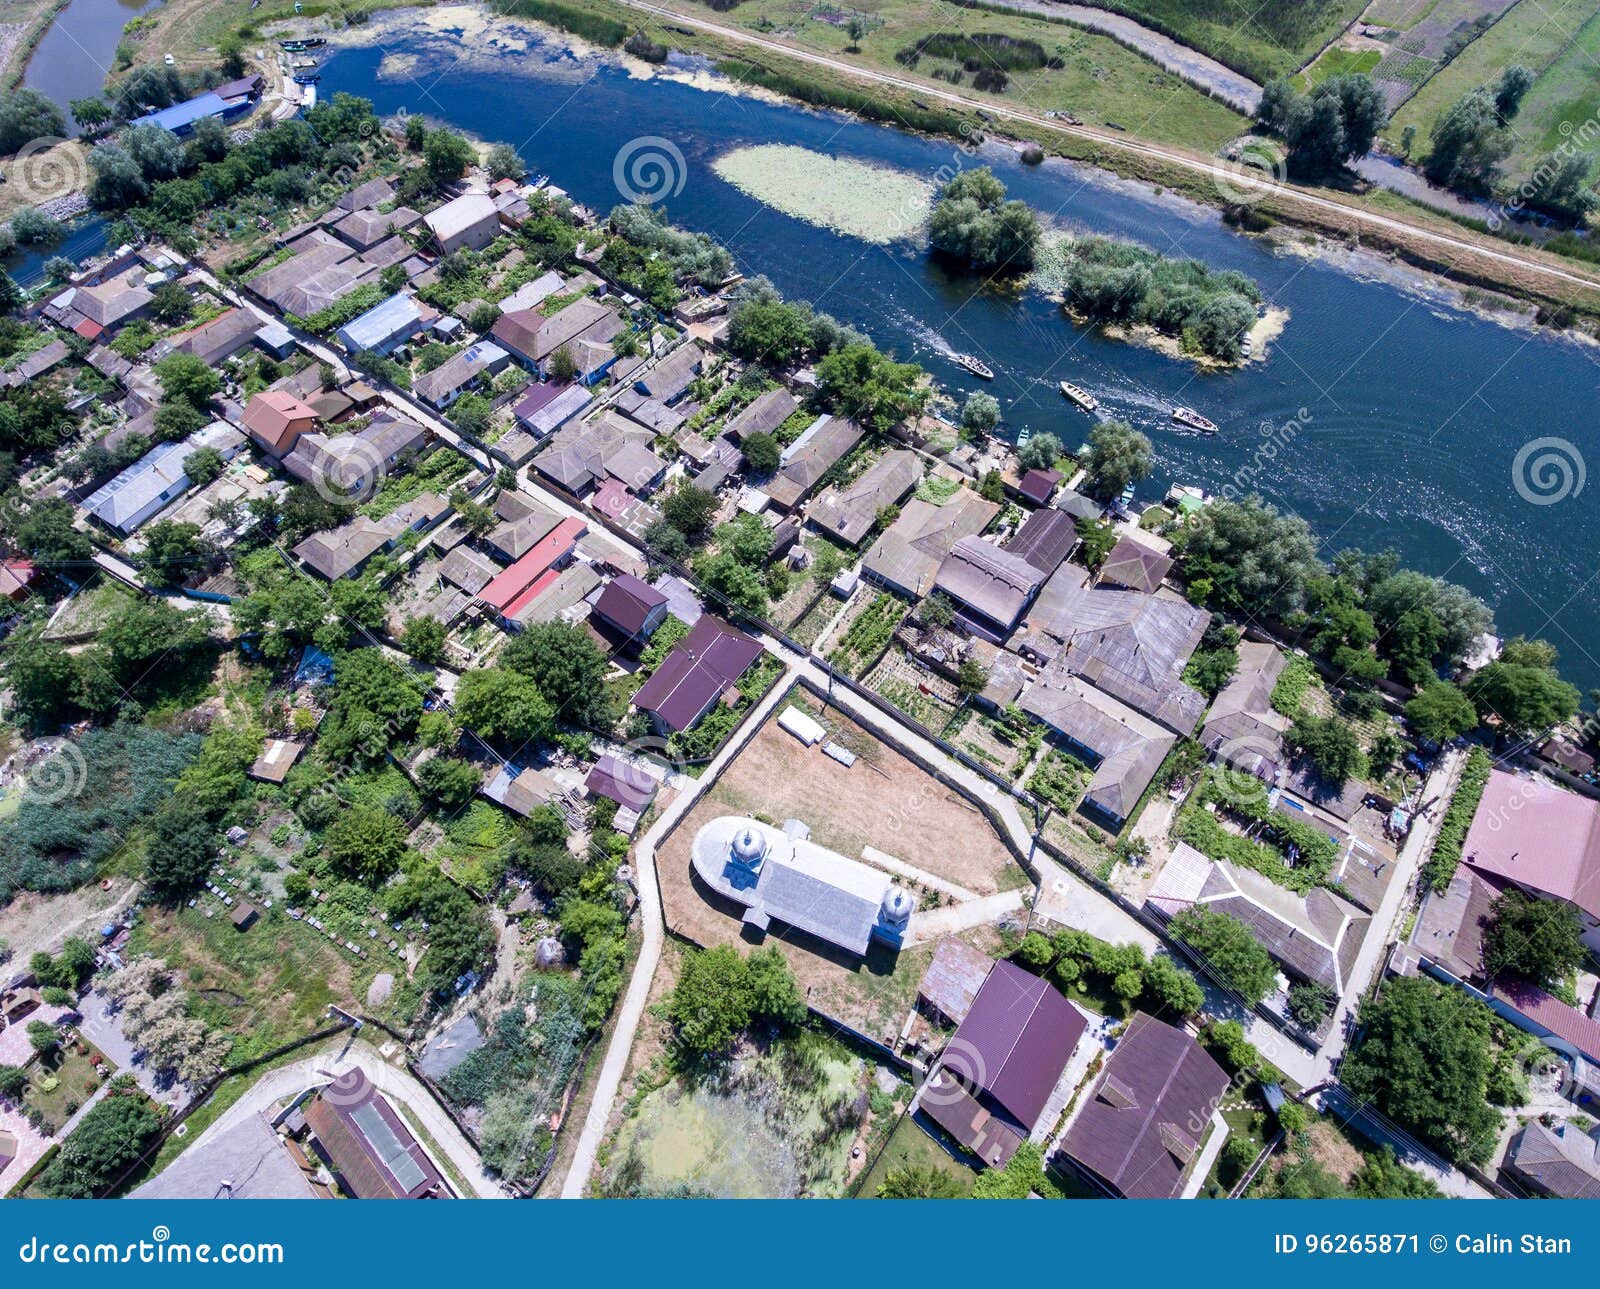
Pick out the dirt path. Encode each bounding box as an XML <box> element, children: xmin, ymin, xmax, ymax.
<box><xmin>0</xmin><ymin>879</ymin><xmax>140</xmax><ymax>963</ymax></box>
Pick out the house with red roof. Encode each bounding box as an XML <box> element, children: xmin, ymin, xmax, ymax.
<box><xmin>477</xmin><ymin>516</ymin><xmax>587</xmax><ymax>628</ymax></box>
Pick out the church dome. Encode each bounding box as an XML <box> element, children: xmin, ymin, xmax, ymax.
<box><xmin>731</xmin><ymin>823</ymin><xmax>768</xmax><ymax>867</ymax></box>
<box><xmin>881</xmin><ymin>885</ymin><xmax>914</xmax><ymax>924</ymax></box>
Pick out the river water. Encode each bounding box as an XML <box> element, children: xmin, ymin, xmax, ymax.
<box><xmin>288</xmin><ymin>31</ymin><xmax>1600</xmax><ymax>689</ymax></box>
<box><xmin>23</xmin><ymin>0</ymin><xmax>164</xmax><ymax>128</ymax></box>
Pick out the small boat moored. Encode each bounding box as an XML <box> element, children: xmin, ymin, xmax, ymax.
<box><xmin>954</xmin><ymin>353</ymin><xmax>994</xmax><ymax>380</ymax></box>
<box><xmin>1059</xmin><ymin>380</ymin><xmax>1098</xmax><ymax>413</ymax></box>
<box><xmin>1171</xmin><ymin>406</ymin><xmax>1218</xmax><ymax>434</ymax></box>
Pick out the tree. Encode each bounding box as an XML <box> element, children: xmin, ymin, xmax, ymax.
<box><xmin>36</xmin><ymin>1083</ymin><xmax>161</xmax><ymax>1197</ymax></box>
<box><xmin>1405</xmin><ymin>681</ymin><xmax>1477</xmax><ymax>743</ymax></box>
<box><xmin>1494</xmin><ymin>64</ymin><xmax>1534</xmax><ymax>122</ymax></box>
<box><xmin>726</xmin><ymin>294</ymin><xmax>815</xmax><ymax>365</ymax></box>
<box><xmin>0</xmin><ymin>89</ymin><xmax>64</xmax><ymax>153</ymax></box>
<box><xmin>815</xmin><ymin>342</ymin><xmax>925</xmax><ymax>432</ymax></box>
<box><xmin>959</xmin><ymin>390</ymin><xmax>999</xmax><ymax>439</ymax></box>
<box><xmin>218</xmin><ymin>35</ymin><xmax>247</xmax><ymax>78</ymax></box>
<box><xmin>486</xmin><ymin>141</ymin><xmax>524</xmax><ymax>181</ymax></box>
<box><xmin>693</xmin><ymin>549</ymin><xmax>768</xmax><ymax>615</ymax></box>
<box><xmin>1081</xmin><ymin>419</ymin><xmax>1152</xmax><ymax>499</ymax></box>
<box><xmin>978</xmin><ymin>469</ymin><xmax>1004</xmax><ymax>503</ymax></box>
<box><xmin>401</xmin><ymin>614</ymin><xmax>447</xmax><ymax>664</ymax></box>
<box><xmin>1256</xmin><ymin>77</ymin><xmax>1298</xmax><ymax>133</ymax></box>
<box><xmin>1483</xmin><ymin>888</ymin><xmax>1586</xmax><ymax>989</ymax></box>
<box><xmin>666</xmin><ymin>944</ymin><xmax>803</xmax><ymax>1055</ymax></box>
<box><xmin>877</xmin><ymin>1165</ymin><xmax>964</xmax><ymax>1198</ymax></box>
<box><xmin>154</xmin><ymin>352</ymin><xmax>220</xmax><ymax>409</ymax></box>
<box><xmin>1425</xmin><ymin>87</ymin><xmax>1509</xmax><ymax>192</ymax></box>
<box><xmin>1287</xmin><ymin>713</ymin><xmax>1365</xmax><ymax>785</ymax></box>
<box><xmin>182</xmin><ymin>445</ymin><xmax>225</xmax><ymax>486</ymax></box>
<box><xmin>88</xmin><ymin>143</ymin><xmax>149</xmax><ymax>208</ymax></box>
<box><xmin>142</xmin><ymin>795</ymin><xmax>217</xmax><ymax>901</ymax></box>
<box><xmin>10</xmin><ymin>207</ymin><xmax>60</xmax><ymax>244</ymax></box>
<box><xmin>416</xmin><ymin>756</ymin><xmax>482</xmax><ymax>811</ymax></box>
<box><xmin>1177</xmin><ymin>495</ymin><xmax>1320</xmax><ymax>618</ymax></box>
<box><xmin>1365</xmin><ymin>569</ymin><xmax>1491</xmax><ymax>671</ymax></box>
<box><xmin>137</xmin><ymin>520</ymin><xmax>207</xmax><ymax>587</ymax></box>
<box><xmin>1142</xmin><ymin>954</ymin><xmax>1204</xmax><ymax>1016</ymax></box>
<box><xmin>1185</xmin><ymin>647</ymin><xmax>1237</xmax><ymax>698</ymax></box>
<box><xmin>1288</xmin><ymin>980</ymin><xmax>1335</xmax><ymax>1028</ymax></box>
<box><xmin>928</xmin><ymin>166</ymin><xmax>1040</xmax><ymax>272</ymax></box>
<box><xmin>1342</xmin><ymin>976</ymin><xmax>1499</xmax><ymax>1165</ymax></box>
<box><xmin>661</xmin><ymin>480</ymin><xmax>719</xmax><ymax>538</ymax></box>
<box><xmin>740</xmin><ymin>430</ymin><xmax>780</xmax><ymax>475</ymax></box>
<box><xmin>68</xmin><ymin>96</ymin><xmax>112</xmax><ymax>133</ymax></box>
<box><xmin>148</xmin><ymin>280</ymin><xmax>193</xmax><ymax>324</ymax></box>
<box><xmin>1018</xmin><ymin>430</ymin><xmax>1062</xmax><ymax>471</ymax></box>
<box><xmin>0</xmin><ymin>1065</ymin><xmax>26</xmax><ymax>1101</ymax></box>
<box><xmin>422</xmin><ymin>128</ymin><xmax>475</xmax><ymax>187</ymax></box>
<box><xmin>547</xmin><ymin>344</ymin><xmax>577</xmax><ymax>383</ymax></box>
<box><xmin>1525</xmin><ymin>149</ymin><xmax>1597</xmax><ymax>224</ymax></box>
<box><xmin>1169</xmin><ymin>907</ymin><xmax>1276</xmax><ymax>1006</ymax></box>
<box><xmin>324</xmin><ymin>806</ymin><xmax>409</xmax><ymax>884</ymax></box>
<box><xmin>501</xmin><ymin>621</ymin><xmax>614</xmax><ymax>730</ymax></box>
<box><xmin>453</xmin><ymin>667</ymin><xmax>554</xmax><ymax>746</ymax></box>
<box><xmin>124</xmin><ymin>123</ymin><xmax>185</xmax><ymax>181</ymax></box>
<box><xmin>1351</xmin><ymin>1146</ymin><xmax>1442</xmax><ymax>1198</ymax></box>
<box><xmin>27</xmin><ymin>1019</ymin><xmax>58</xmax><ymax>1053</ymax></box>
<box><xmin>1466</xmin><ymin>659</ymin><xmax>1579</xmax><ymax>735</ymax></box>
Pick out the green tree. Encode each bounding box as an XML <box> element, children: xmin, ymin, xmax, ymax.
<box><xmin>142</xmin><ymin>795</ymin><xmax>218</xmax><ymax>902</ymax></box>
<box><xmin>0</xmin><ymin>89</ymin><xmax>65</xmax><ymax>153</ymax></box>
<box><xmin>959</xmin><ymin>390</ymin><xmax>1000</xmax><ymax>439</ymax></box>
<box><xmin>36</xmin><ymin>1083</ymin><xmax>160</xmax><ymax>1198</ymax></box>
<box><xmin>27</xmin><ymin>1019</ymin><xmax>59</xmax><ymax>1053</ymax></box>
<box><xmin>928</xmin><ymin>166</ymin><xmax>1040</xmax><ymax>272</ymax></box>
<box><xmin>1169</xmin><ymin>907</ymin><xmax>1276</xmax><ymax>1006</ymax></box>
<box><xmin>1081</xmin><ymin>419</ymin><xmax>1152</xmax><ymax>499</ymax></box>
<box><xmin>154</xmin><ymin>352</ymin><xmax>220</xmax><ymax>409</ymax></box>
<box><xmin>1525</xmin><ymin>149</ymin><xmax>1597</xmax><ymax>224</ymax></box>
<box><xmin>486</xmin><ymin>141</ymin><xmax>524</xmax><ymax>181</ymax></box>
<box><xmin>661</xmin><ymin>480</ymin><xmax>719</xmax><ymax>538</ymax></box>
<box><xmin>324</xmin><ymin>806</ymin><xmax>409</xmax><ymax>884</ymax></box>
<box><xmin>1425</xmin><ymin>87</ymin><xmax>1509</xmax><ymax>192</ymax></box>
<box><xmin>1287</xmin><ymin>713</ymin><xmax>1364</xmax><ymax>785</ymax></box>
<box><xmin>814</xmin><ymin>342</ymin><xmax>926</xmax><ymax>432</ymax></box>
<box><xmin>666</xmin><ymin>944</ymin><xmax>803</xmax><ymax>1055</ymax></box>
<box><xmin>416</xmin><ymin>756</ymin><xmax>483</xmax><ymax>811</ymax></box>
<box><xmin>1494</xmin><ymin>64</ymin><xmax>1534</xmax><ymax>122</ymax></box>
<box><xmin>422</xmin><ymin>128</ymin><xmax>475</xmax><ymax>187</ymax></box>
<box><xmin>400</xmin><ymin>614</ymin><xmax>448</xmax><ymax>664</ymax></box>
<box><xmin>148</xmin><ymin>280</ymin><xmax>193</xmax><ymax>323</ymax></box>
<box><xmin>546</xmin><ymin>344</ymin><xmax>577</xmax><ymax>383</ymax></box>
<box><xmin>1465</xmin><ymin>659</ymin><xmax>1579</xmax><ymax>736</ymax></box>
<box><xmin>1288</xmin><ymin>980</ymin><xmax>1335</xmax><ymax>1028</ymax></box>
<box><xmin>877</xmin><ymin>1165</ymin><xmax>965</xmax><ymax>1198</ymax></box>
<box><xmin>1405</xmin><ymin>680</ymin><xmax>1478</xmax><ymax>743</ymax></box>
<box><xmin>501</xmin><ymin>621</ymin><xmax>614</xmax><ymax>730</ymax></box>
<box><xmin>1018</xmin><ymin>430</ymin><xmax>1062</xmax><ymax>472</ymax></box>
<box><xmin>182</xmin><ymin>445</ymin><xmax>225</xmax><ymax>486</ymax></box>
<box><xmin>0</xmin><ymin>1065</ymin><xmax>27</xmax><ymax>1101</ymax></box>
<box><xmin>1342</xmin><ymin>976</ymin><xmax>1499</xmax><ymax>1165</ymax></box>
<box><xmin>453</xmin><ymin>667</ymin><xmax>554</xmax><ymax>746</ymax></box>
<box><xmin>137</xmin><ymin>519</ymin><xmax>207</xmax><ymax>587</ymax></box>
<box><xmin>1177</xmin><ymin>495</ymin><xmax>1321</xmax><ymax>618</ymax></box>
<box><xmin>740</xmin><ymin>430</ymin><xmax>780</xmax><ymax>475</ymax></box>
<box><xmin>69</xmin><ymin>96</ymin><xmax>112</xmax><ymax>133</ymax></box>
<box><xmin>1142</xmin><ymin>953</ymin><xmax>1204</xmax><ymax>1016</ymax></box>
<box><xmin>1483</xmin><ymin>888</ymin><xmax>1587</xmax><ymax>989</ymax></box>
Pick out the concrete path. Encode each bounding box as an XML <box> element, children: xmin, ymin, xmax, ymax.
<box><xmin>905</xmin><ymin>890</ymin><xmax>1026</xmax><ymax>945</ymax></box>
<box><xmin>860</xmin><ymin>845</ymin><xmax>981</xmax><ymax>902</ymax></box>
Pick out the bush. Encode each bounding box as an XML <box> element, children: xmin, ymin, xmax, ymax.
<box><xmin>1422</xmin><ymin>747</ymin><xmax>1491</xmax><ymax>892</ymax></box>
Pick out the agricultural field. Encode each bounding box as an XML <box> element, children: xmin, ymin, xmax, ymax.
<box><xmin>1361</xmin><ymin>0</ymin><xmax>1521</xmax><ymax>111</ymax></box>
<box><xmin>1078</xmin><ymin>0</ymin><xmax>1369</xmax><ymax>80</ymax></box>
<box><xmin>1384</xmin><ymin>0</ymin><xmax>1600</xmax><ymax>169</ymax></box>
<box><xmin>692</xmin><ymin>0</ymin><xmax>1248</xmax><ymax>151</ymax></box>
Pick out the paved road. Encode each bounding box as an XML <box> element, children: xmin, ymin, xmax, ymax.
<box><xmin>615</xmin><ymin>0</ymin><xmax>1600</xmax><ymax>299</ymax></box>
<box><xmin>978</xmin><ymin>0</ymin><xmax>1262</xmax><ymax>113</ymax></box>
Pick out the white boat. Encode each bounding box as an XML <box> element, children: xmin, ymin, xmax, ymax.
<box><xmin>1059</xmin><ymin>380</ymin><xmax>1098</xmax><ymax>413</ymax></box>
<box><xmin>1171</xmin><ymin>406</ymin><xmax>1218</xmax><ymax>434</ymax></box>
<box><xmin>954</xmin><ymin>352</ymin><xmax>994</xmax><ymax>380</ymax></box>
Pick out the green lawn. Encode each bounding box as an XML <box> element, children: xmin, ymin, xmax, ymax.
<box><xmin>1500</xmin><ymin>8</ymin><xmax>1600</xmax><ymax>177</ymax></box>
<box><xmin>1302</xmin><ymin>45</ymin><xmax>1381</xmax><ymax>87</ymax></box>
<box><xmin>1386</xmin><ymin>0</ymin><xmax>1600</xmax><ymax>174</ymax></box>
<box><xmin>856</xmin><ymin>1112</ymin><xmax>976</xmax><ymax>1197</ymax></box>
<box><xmin>696</xmin><ymin>0</ymin><xmax>1248</xmax><ymax>152</ymax></box>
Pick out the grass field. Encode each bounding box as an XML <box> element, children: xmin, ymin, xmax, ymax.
<box><xmin>695</xmin><ymin>0</ymin><xmax>1247</xmax><ymax>152</ymax></box>
<box><xmin>1303</xmin><ymin>45</ymin><xmax>1381</xmax><ymax>86</ymax></box>
<box><xmin>856</xmin><ymin>1111</ymin><xmax>976</xmax><ymax>1197</ymax></box>
<box><xmin>1499</xmin><ymin>8</ymin><xmax>1600</xmax><ymax>176</ymax></box>
<box><xmin>1385</xmin><ymin>0</ymin><xmax>1600</xmax><ymax>172</ymax></box>
<box><xmin>1071</xmin><ymin>0</ymin><xmax>1369</xmax><ymax>81</ymax></box>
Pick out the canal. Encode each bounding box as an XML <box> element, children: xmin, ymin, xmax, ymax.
<box><xmin>22</xmin><ymin>0</ymin><xmax>164</xmax><ymax>130</ymax></box>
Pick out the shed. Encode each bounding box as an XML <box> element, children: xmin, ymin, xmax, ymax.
<box><xmin>777</xmin><ymin>705</ymin><xmax>825</xmax><ymax>746</ymax></box>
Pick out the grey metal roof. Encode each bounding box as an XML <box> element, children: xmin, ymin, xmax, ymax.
<box><xmin>131</xmin><ymin>1112</ymin><xmax>314</xmax><ymax>1200</ymax></box>
<box><xmin>765</xmin><ymin>416</ymin><xmax>862</xmax><ymax>510</ymax></box>
<box><xmin>1004</xmin><ymin>507</ymin><xmax>1078</xmax><ymax>575</ymax></box>
<box><xmin>862</xmin><ymin>491</ymin><xmax>999</xmax><ymax>598</ymax></box>
<box><xmin>1508</xmin><ymin>1122</ymin><xmax>1600</xmax><ymax>1198</ymax></box>
<box><xmin>1100</xmin><ymin>536</ymin><xmax>1172</xmax><ymax>593</ymax></box>
<box><xmin>807</xmin><ymin>449</ymin><xmax>920</xmax><ymax>546</ymax></box>
<box><xmin>723</xmin><ymin>387</ymin><xmax>797</xmax><ymax>440</ymax></box>
<box><xmin>933</xmin><ymin>537</ymin><xmax>1043</xmax><ymax>633</ymax></box>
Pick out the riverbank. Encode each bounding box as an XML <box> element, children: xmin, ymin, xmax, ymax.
<box><xmin>0</xmin><ymin>0</ymin><xmax>69</xmax><ymax>92</ymax></box>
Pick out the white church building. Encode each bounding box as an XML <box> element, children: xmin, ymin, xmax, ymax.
<box><xmin>691</xmin><ymin>815</ymin><xmax>915</xmax><ymax>956</ymax></box>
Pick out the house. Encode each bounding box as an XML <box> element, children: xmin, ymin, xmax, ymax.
<box><xmin>916</xmin><ymin>939</ymin><xmax>994</xmax><ymax>1029</ymax></box>
<box><xmin>130</xmin><ymin>1111</ymin><xmax>317</xmax><ymax>1200</ymax></box>
<box><xmin>293</xmin><ymin>495</ymin><xmax>444</xmax><ymax>579</ymax></box>
<box><xmin>1146</xmin><ymin>842</ymin><xmax>1369</xmax><ymax>995</ymax></box>
<box><xmin>690</xmin><ymin>815</ymin><xmax>915</xmax><ymax>955</ymax></box>
<box><xmin>45</xmin><ymin>273</ymin><xmax>152</xmax><ymax>340</ymax></box>
<box><xmin>336</xmin><ymin>178</ymin><xmax>396</xmax><ymax>214</ymax></box>
<box><xmin>1020</xmin><ymin>663</ymin><xmax>1175</xmax><ymax>829</ymax></box>
<box><xmin>1100</xmin><ymin>536</ymin><xmax>1173</xmax><ymax>594</ymax></box>
<box><xmin>533</xmin><ymin>413</ymin><xmax>665</xmax><ymax>498</ymax></box>
<box><xmin>477</xmin><ymin>516</ymin><xmax>587</xmax><ymax>624</ymax></box>
<box><xmin>920</xmin><ymin>959</ymin><xmax>1087</xmax><ymax>1168</ymax></box>
<box><xmin>1057</xmin><ymin>1011</ymin><xmax>1229</xmax><ymax>1199</ymax></box>
<box><xmin>1055</xmin><ymin>490</ymin><xmax>1102</xmax><ymax>523</ymax></box>
<box><xmin>507</xmin><ymin>563</ymin><xmax>600</xmax><ymax>630</ymax></box>
<box><xmin>585</xmin><ymin>753</ymin><xmax>659</xmax><ymax>814</ymax></box>
<box><xmin>248</xmin><ymin>737</ymin><xmax>306</xmax><ymax>784</ymax></box>
<box><xmin>484</xmin><ymin>489</ymin><xmax>562</xmax><ymax>563</ymax></box>
<box><xmin>492</xmin><ymin>297</ymin><xmax>622</xmax><ymax>377</ymax></box>
<box><xmin>633</xmin><ymin>615</ymin><xmax>762</xmax><ymax>733</ymax></box>
<box><xmin>511</xmin><ymin>381</ymin><xmax>590</xmax><ymax>442</ymax></box>
<box><xmin>0</xmin><ymin>558</ymin><xmax>37</xmax><ymax>602</ymax></box>
<box><xmin>1017</xmin><ymin>467</ymin><xmax>1061</xmax><ymax>507</ymax></box>
<box><xmin>591</xmin><ymin>573</ymin><xmax>669</xmax><ymax>649</ymax></box>
<box><xmin>863</xmin><ymin>491</ymin><xmax>1000</xmax><ymax>599</ymax></box>
<box><xmin>336</xmin><ymin>292</ymin><xmax>425</xmax><ymax>356</ymax></box>
<box><xmin>634</xmin><ymin>342</ymin><xmax>703</xmax><ymax>404</ymax></box>
<box><xmin>128</xmin><ymin>90</ymin><xmax>243</xmax><ymax>136</ymax></box>
<box><xmin>81</xmin><ymin>441</ymin><xmax>192</xmax><ymax>534</ymax></box>
<box><xmin>436</xmin><ymin>545</ymin><xmax>500</xmax><ymax>595</ymax></box>
<box><xmin>283</xmin><ymin>413</ymin><xmax>428</xmax><ymax>499</ymax></box>
<box><xmin>723</xmin><ymin>388</ymin><xmax>797</xmax><ymax>441</ymax></box>
<box><xmin>481</xmin><ymin>762</ymin><xmax>560</xmax><ymax>816</ymax></box>
<box><xmin>932</xmin><ymin>537</ymin><xmax>1044</xmax><ymax>642</ymax></box>
<box><xmin>411</xmin><ymin>341</ymin><xmax>510</xmax><ymax>409</ymax></box>
<box><xmin>241</xmin><ymin>390</ymin><xmax>318</xmax><ymax>457</ymax></box>
<box><xmin>1506</xmin><ymin>1122</ymin><xmax>1600</xmax><ymax>1198</ymax></box>
<box><xmin>765</xmin><ymin>416</ymin><xmax>863</xmax><ymax>512</ymax></box>
<box><xmin>171</xmin><ymin>308</ymin><xmax>261</xmax><ymax>366</ymax></box>
<box><xmin>807</xmin><ymin>449</ymin><xmax>920</xmax><ymax>547</ymax></box>
<box><xmin>425</xmin><ymin>193</ymin><xmax>501</xmax><ymax>255</ymax></box>
<box><xmin>1020</xmin><ymin>579</ymin><xmax>1208</xmax><ymax>735</ymax></box>
<box><xmin>331</xmin><ymin>205</ymin><xmax>421</xmax><ymax>251</ymax></box>
<box><xmin>1003</xmin><ymin>507</ymin><xmax>1077</xmax><ymax>577</ymax></box>
<box><xmin>300</xmin><ymin>1067</ymin><xmax>452</xmax><ymax>1198</ymax></box>
<box><xmin>497</xmin><ymin>270</ymin><xmax>566</xmax><ymax>314</ymax></box>
<box><xmin>1199</xmin><ymin>642</ymin><xmax>1289</xmax><ymax>783</ymax></box>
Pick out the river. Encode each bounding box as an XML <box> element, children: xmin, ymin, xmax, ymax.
<box><xmin>22</xmin><ymin>0</ymin><xmax>164</xmax><ymax>128</ymax></box>
<box><xmin>337</xmin><ymin>29</ymin><xmax>1600</xmax><ymax>690</ymax></box>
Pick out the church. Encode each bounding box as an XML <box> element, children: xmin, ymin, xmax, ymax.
<box><xmin>691</xmin><ymin>815</ymin><xmax>916</xmax><ymax>956</ymax></box>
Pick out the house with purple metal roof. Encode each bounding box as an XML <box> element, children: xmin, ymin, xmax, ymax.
<box><xmin>919</xmin><ymin>959</ymin><xmax>1088</xmax><ymax>1169</ymax></box>
<box><xmin>632</xmin><ymin>615</ymin><xmax>763</xmax><ymax>734</ymax></box>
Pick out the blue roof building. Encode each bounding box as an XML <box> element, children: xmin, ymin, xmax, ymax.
<box><xmin>336</xmin><ymin>292</ymin><xmax>423</xmax><ymax>356</ymax></box>
<box><xmin>130</xmin><ymin>91</ymin><xmax>240</xmax><ymax>136</ymax></box>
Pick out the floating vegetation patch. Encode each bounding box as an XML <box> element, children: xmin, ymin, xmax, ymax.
<box><xmin>712</xmin><ymin>144</ymin><xmax>933</xmax><ymax>245</ymax></box>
